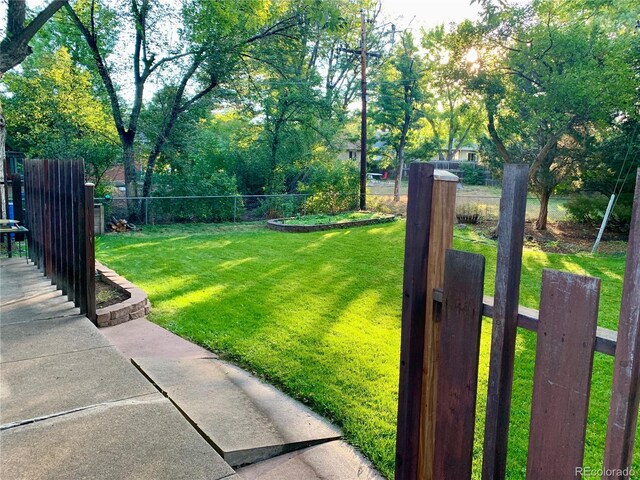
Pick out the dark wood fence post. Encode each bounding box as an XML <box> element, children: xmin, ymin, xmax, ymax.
<box><xmin>482</xmin><ymin>163</ymin><xmax>529</xmax><ymax>480</ymax></box>
<box><xmin>433</xmin><ymin>250</ymin><xmax>485</xmax><ymax>480</ymax></box>
<box><xmin>395</xmin><ymin>162</ymin><xmax>435</xmax><ymax>480</ymax></box>
<box><xmin>71</xmin><ymin>162</ymin><xmax>79</xmax><ymax>304</ymax></box>
<box><xmin>24</xmin><ymin>162</ymin><xmax>32</xmax><ymax>256</ymax></box>
<box><xmin>84</xmin><ymin>182</ymin><xmax>96</xmax><ymax>324</ymax></box>
<box><xmin>51</xmin><ymin>160</ymin><xmax>60</xmax><ymax>289</ymax></box>
<box><xmin>603</xmin><ymin>169</ymin><xmax>640</xmax><ymax>479</ymax></box>
<box><xmin>76</xmin><ymin>162</ymin><xmax>87</xmax><ymax>315</ymax></box>
<box><xmin>43</xmin><ymin>159</ymin><xmax>52</xmax><ymax>277</ymax></box>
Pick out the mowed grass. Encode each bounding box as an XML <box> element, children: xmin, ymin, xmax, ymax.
<box><xmin>370</xmin><ymin>182</ymin><xmax>568</xmax><ymax>221</ymax></box>
<box><xmin>96</xmin><ymin>221</ymin><xmax>636</xmax><ymax>479</ymax></box>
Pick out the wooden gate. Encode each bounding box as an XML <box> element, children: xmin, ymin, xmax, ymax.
<box><xmin>23</xmin><ymin>159</ymin><xmax>96</xmax><ymax>323</ymax></box>
<box><xmin>395</xmin><ymin>163</ymin><xmax>640</xmax><ymax>479</ymax></box>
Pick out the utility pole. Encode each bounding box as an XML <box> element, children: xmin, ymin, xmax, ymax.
<box><xmin>359</xmin><ymin>8</ymin><xmax>367</xmax><ymax>210</ymax></box>
<box><xmin>338</xmin><ymin>10</ymin><xmax>381</xmax><ymax>210</ymax></box>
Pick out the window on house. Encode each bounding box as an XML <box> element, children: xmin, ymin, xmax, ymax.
<box><xmin>467</xmin><ymin>152</ymin><xmax>476</xmax><ymax>162</ymax></box>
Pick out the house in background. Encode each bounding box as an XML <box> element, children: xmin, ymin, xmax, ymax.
<box><xmin>337</xmin><ymin>141</ymin><xmax>361</xmax><ymax>161</ymax></box>
<box><xmin>102</xmin><ymin>161</ymin><xmax>145</xmax><ymax>196</ymax></box>
<box><xmin>430</xmin><ymin>144</ymin><xmax>480</xmax><ymax>162</ymax></box>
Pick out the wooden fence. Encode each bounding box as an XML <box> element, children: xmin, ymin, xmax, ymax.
<box><xmin>396</xmin><ymin>163</ymin><xmax>640</xmax><ymax>479</ymax></box>
<box><xmin>24</xmin><ymin>159</ymin><xmax>96</xmax><ymax>323</ymax></box>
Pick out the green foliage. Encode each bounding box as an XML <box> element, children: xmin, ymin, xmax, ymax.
<box><xmin>414</xmin><ymin>24</ymin><xmax>485</xmax><ymax>161</ymax></box>
<box><xmin>459</xmin><ymin>163</ymin><xmax>485</xmax><ymax>185</ymax></box>
<box><xmin>467</xmin><ymin>0</ymin><xmax>638</xmax><ymax>228</ymax></box>
<box><xmin>370</xmin><ymin>32</ymin><xmax>424</xmax><ymax>165</ymax></box>
<box><xmin>152</xmin><ymin>166</ymin><xmax>240</xmax><ymax>223</ymax></box>
<box><xmin>565</xmin><ymin>194</ymin><xmax>633</xmax><ymax>230</ymax></box>
<box><xmin>298</xmin><ymin>157</ymin><xmax>359</xmax><ymax>214</ymax></box>
<box><xmin>282</xmin><ymin>211</ymin><xmax>385</xmax><ymax>225</ymax></box>
<box><xmin>2</xmin><ymin>47</ymin><xmax>119</xmax><ymax>188</ymax></box>
<box><xmin>577</xmin><ymin>119</ymin><xmax>640</xmax><ymax>229</ymax></box>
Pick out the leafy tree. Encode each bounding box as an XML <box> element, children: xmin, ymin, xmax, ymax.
<box><xmin>371</xmin><ymin>31</ymin><xmax>425</xmax><ymax>200</ymax></box>
<box><xmin>417</xmin><ymin>24</ymin><xmax>484</xmax><ymax>162</ymax></box>
<box><xmin>228</xmin><ymin>0</ymin><xmax>378</xmax><ymax>195</ymax></box>
<box><xmin>1</xmin><ymin>0</ymin><xmax>69</xmax><ymax>219</ymax></box>
<box><xmin>63</xmin><ymin>0</ymin><xmax>343</xmax><ymax>218</ymax></box>
<box><xmin>572</xmin><ymin>119</ymin><xmax>640</xmax><ymax>229</ymax></box>
<box><xmin>468</xmin><ymin>0</ymin><xmax>637</xmax><ymax>229</ymax></box>
<box><xmin>2</xmin><ymin>47</ymin><xmax>119</xmax><ymax>189</ymax></box>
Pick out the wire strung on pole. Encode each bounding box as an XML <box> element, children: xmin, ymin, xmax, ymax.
<box><xmin>592</xmin><ymin>123</ymin><xmax>639</xmax><ymax>254</ymax></box>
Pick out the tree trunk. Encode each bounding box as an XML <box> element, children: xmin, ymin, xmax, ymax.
<box><xmin>394</xmin><ymin>141</ymin><xmax>407</xmax><ymax>202</ymax></box>
<box><xmin>0</xmin><ymin>0</ymin><xmax>66</xmax><ymax>74</ymax></box>
<box><xmin>122</xmin><ymin>137</ymin><xmax>140</xmax><ymax>220</ymax></box>
<box><xmin>394</xmin><ymin>110</ymin><xmax>411</xmax><ymax>202</ymax></box>
<box><xmin>536</xmin><ymin>189</ymin><xmax>551</xmax><ymax>230</ymax></box>
<box><xmin>394</xmin><ymin>154</ymin><xmax>404</xmax><ymax>202</ymax></box>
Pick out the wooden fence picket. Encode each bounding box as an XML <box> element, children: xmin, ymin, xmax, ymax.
<box><xmin>433</xmin><ymin>250</ymin><xmax>485</xmax><ymax>480</ymax></box>
<box><xmin>526</xmin><ymin>270</ymin><xmax>600</xmax><ymax>479</ymax></box>
<box><xmin>603</xmin><ymin>169</ymin><xmax>640</xmax><ymax>479</ymax></box>
<box><xmin>395</xmin><ymin>162</ymin><xmax>435</xmax><ymax>480</ymax></box>
<box><xmin>483</xmin><ymin>163</ymin><xmax>529</xmax><ymax>480</ymax></box>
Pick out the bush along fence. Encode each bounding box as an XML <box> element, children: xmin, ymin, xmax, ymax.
<box><xmin>23</xmin><ymin>159</ymin><xmax>96</xmax><ymax>323</ymax></box>
<box><xmin>98</xmin><ymin>192</ymin><xmax>361</xmax><ymax>226</ymax></box>
<box><xmin>395</xmin><ymin>163</ymin><xmax>640</xmax><ymax>480</ymax></box>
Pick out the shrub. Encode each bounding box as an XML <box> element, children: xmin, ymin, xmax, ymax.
<box><xmin>459</xmin><ymin>163</ymin><xmax>485</xmax><ymax>186</ymax></box>
<box><xmin>152</xmin><ymin>167</ymin><xmax>241</xmax><ymax>223</ymax></box>
<box><xmin>565</xmin><ymin>194</ymin><xmax>632</xmax><ymax>230</ymax></box>
<box><xmin>253</xmin><ymin>195</ymin><xmax>306</xmax><ymax>219</ymax></box>
<box><xmin>298</xmin><ymin>157</ymin><xmax>359</xmax><ymax>214</ymax></box>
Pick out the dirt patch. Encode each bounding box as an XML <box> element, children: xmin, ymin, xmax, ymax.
<box><xmin>471</xmin><ymin>220</ymin><xmax>628</xmax><ymax>254</ymax></box>
<box><xmin>96</xmin><ymin>278</ymin><xmax>129</xmax><ymax>309</ymax></box>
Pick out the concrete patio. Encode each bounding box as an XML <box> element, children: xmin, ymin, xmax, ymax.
<box><xmin>0</xmin><ymin>257</ymin><xmax>382</xmax><ymax>479</ymax></box>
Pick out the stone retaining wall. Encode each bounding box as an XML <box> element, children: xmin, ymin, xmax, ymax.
<box><xmin>95</xmin><ymin>262</ymin><xmax>151</xmax><ymax>328</ymax></box>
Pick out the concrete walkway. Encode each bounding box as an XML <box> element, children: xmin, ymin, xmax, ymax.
<box><xmin>102</xmin><ymin>319</ymin><xmax>383</xmax><ymax>479</ymax></box>
<box><xmin>1</xmin><ymin>257</ymin><xmax>383</xmax><ymax>479</ymax></box>
<box><xmin>0</xmin><ymin>258</ymin><xmax>237</xmax><ymax>480</ymax></box>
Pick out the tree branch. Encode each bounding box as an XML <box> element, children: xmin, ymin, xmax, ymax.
<box><xmin>64</xmin><ymin>2</ymin><xmax>127</xmax><ymax>139</ymax></box>
<box><xmin>245</xmin><ymin>14</ymin><xmax>300</xmax><ymax>44</ymax></box>
<box><xmin>0</xmin><ymin>0</ymin><xmax>67</xmax><ymax>73</ymax></box>
<box><xmin>487</xmin><ymin>108</ymin><xmax>511</xmax><ymax>163</ymax></box>
<box><xmin>528</xmin><ymin>117</ymin><xmax>578</xmax><ymax>181</ymax></box>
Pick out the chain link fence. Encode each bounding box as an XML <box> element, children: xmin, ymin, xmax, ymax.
<box><xmin>96</xmin><ymin>188</ymin><xmax>567</xmax><ymax>231</ymax></box>
<box><xmin>98</xmin><ymin>193</ymin><xmax>360</xmax><ymax>228</ymax></box>
<box><xmin>368</xmin><ymin>179</ymin><xmax>568</xmax><ymax>223</ymax></box>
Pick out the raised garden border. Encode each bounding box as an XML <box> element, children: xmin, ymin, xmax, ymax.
<box><xmin>267</xmin><ymin>213</ymin><xmax>396</xmax><ymax>233</ymax></box>
<box><xmin>95</xmin><ymin>261</ymin><xmax>151</xmax><ymax>328</ymax></box>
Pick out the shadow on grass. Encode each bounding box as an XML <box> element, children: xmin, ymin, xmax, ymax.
<box><xmin>97</xmin><ymin>220</ymin><xmax>632</xmax><ymax>479</ymax></box>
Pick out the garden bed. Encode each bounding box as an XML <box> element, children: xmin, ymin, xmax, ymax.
<box><xmin>95</xmin><ymin>262</ymin><xmax>151</xmax><ymax>327</ymax></box>
<box><xmin>267</xmin><ymin>211</ymin><xmax>395</xmax><ymax>233</ymax></box>
<box><xmin>96</xmin><ymin>278</ymin><xmax>129</xmax><ymax>309</ymax></box>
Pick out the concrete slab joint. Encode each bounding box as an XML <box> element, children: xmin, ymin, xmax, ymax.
<box><xmin>95</xmin><ymin>261</ymin><xmax>151</xmax><ymax>328</ymax></box>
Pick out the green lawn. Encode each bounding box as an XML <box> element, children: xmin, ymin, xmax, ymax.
<box><xmin>370</xmin><ymin>183</ymin><xmax>568</xmax><ymax>221</ymax></box>
<box><xmin>96</xmin><ymin>221</ymin><xmax>635</xmax><ymax>479</ymax></box>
